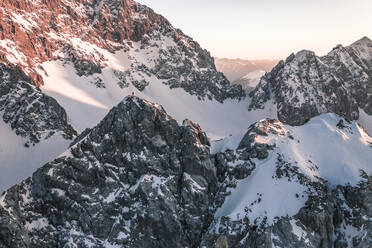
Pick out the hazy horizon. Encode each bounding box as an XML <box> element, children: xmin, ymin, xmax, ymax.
<box><xmin>137</xmin><ymin>0</ymin><xmax>372</xmax><ymax>60</ymax></box>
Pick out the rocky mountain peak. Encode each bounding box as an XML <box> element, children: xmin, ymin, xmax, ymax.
<box><xmin>0</xmin><ymin>0</ymin><xmax>168</xmax><ymax>83</ymax></box>
<box><xmin>0</xmin><ymin>0</ymin><xmax>243</xmax><ymax>194</ymax></box>
<box><xmin>287</xmin><ymin>50</ymin><xmax>317</xmax><ymax>64</ymax></box>
<box><xmin>350</xmin><ymin>36</ymin><xmax>372</xmax><ymax>48</ymax></box>
<box><xmin>0</xmin><ymin>95</ymin><xmax>218</xmax><ymax>247</ymax></box>
<box><xmin>0</xmin><ymin>0</ymin><xmax>243</xmax><ymax>101</ymax></box>
<box><xmin>249</xmin><ymin>36</ymin><xmax>372</xmax><ymax>126</ymax></box>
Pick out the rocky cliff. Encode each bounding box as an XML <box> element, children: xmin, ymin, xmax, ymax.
<box><xmin>0</xmin><ymin>0</ymin><xmax>246</xmax><ymax>193</ymax></box>
<box><xmin>249</xmin><ymin>37</ymin><xmax>372</xmax><ymax>126</ymax></box>
<box><xmin>0</xmin><ymin>0</ymin><xmax>243</xmax><ymax>102</ymax></box>
<box><xmin>0</xmin><ymin>97</ymin><xmax>218</xmax><ymax>247</ymax></box>
<box><xmin>0</xmin><ymin>63</ymin><xmax>76</xmax><ymax>147</ymax></box>
<box><xmin>1</xmin><ymin>97</ymin><xmax>371</xmax><ymax>247</ymax></box>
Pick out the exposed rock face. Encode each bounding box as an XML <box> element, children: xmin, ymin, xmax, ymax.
<box><xmin>0</xmin><ymin>63</ymin><xmax>76</xmax><ymax>146</ymax></box>
<box><xmin>0</xmin><ymin>98</ymin><xmax>371</xmax><ymax>247</ymax></box>
<box><xmin>0</xmin><ymin>0</ymin><xmax>243</xmax><ymax>193</ymax></box>
<box><xmin>0</xmin><ymin>97</ymin><xmax>218</xmax><ymax>247</ymax></box>
<box><xmin>0</xmin><ymin>0</ymin><xmax>171</xmax><ymax>84</ymax></box>
<box><xmin>249</xmin><ymin>37</ymin><xmax>372</xmax><ymax>125</ymax></box>
<box><xmin>0</xmin><ymin>0</ymin><xmax>244</xmax><ymax>102</ymax></box>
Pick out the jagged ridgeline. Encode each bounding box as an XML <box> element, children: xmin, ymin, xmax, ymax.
<box><xmin>1</xmin><ymin>97</ymin><xmax>371</xmax><ymax>247</ymax></box>
<box><xmin>0</xmin><ymin>64</ymin><xmax>76</xmax><ymax>145</ymax></box>
<box><xmin>0</xmin><ymin>97</ymin><xmax>218</xmax><ymax>247</ymax></box>
<box><xmin>250</xmin><ymin>37</ymin><xmax>372</xmax><ymax>126</ymax></box>
<box><xmin>0</xmin><ymin>0</ymin><xmax>243</xmax><ymax>102</ymax></box>
<box><xmin>0</xmin><ymin>0</ymin><xmax>371</xmax><ymax>247</ymax></box>
<box><xmin>0</xmin><ymin>0</ymin><xmax>245</xmax><ymax>193</ymax></box>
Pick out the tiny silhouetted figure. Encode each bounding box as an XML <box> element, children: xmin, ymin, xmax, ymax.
<box><xmin>131</xmin><ymin>91</ymin><xmax>134</xmax><ymax>98</ymax></box>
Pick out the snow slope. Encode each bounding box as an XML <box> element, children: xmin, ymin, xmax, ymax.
<box><xmin>39</xmin><ymin>49</ymin><xmax>276</xmax><ymax>139</ymax></box>
<box><xmin>0</xmin><ymin>119</ymin><xmax>70</xmax><ymax>193</ymax></box>
<box><xmin>242</xmin><ymin>70</ymin><xmax>266</xmax><ymax>83</ymax></box>
<box><xmin>213</xmin><ymin>114</ymin><xmax>372</xmax><ymax>225</ymax></box>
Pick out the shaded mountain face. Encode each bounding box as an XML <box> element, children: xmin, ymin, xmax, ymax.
<box><xmin>0</xmin><ymin>97</ymin><xmax>218</xmax><ymax>247</ymax></box>
<box><xmin>0</xmin><ymin>0</ymin><xmax>243</xmax><ymax>102</ymax></box>
<box><xmin>0</xmin><ymin>63</ymin><xmax>77</xmax><ymax>193</ymax></box>
<box><xmin>0</xmin><ymin>98</ymin><xmax>371</xmax><ymax>247</ymax></box>
<box><xmin>0</xmin><ymin>64</ymin><xmax>76</xmax><ymax>146</ymax></box>
<box><xmin>249</xmin><ymin>37</ymin><xmax>372</xmax><ymax>126</ymax></box>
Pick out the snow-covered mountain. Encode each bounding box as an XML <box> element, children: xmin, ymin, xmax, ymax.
<box><xmin>0</xmin><ymin>98</ymin><xmax>371</xmax><ymax>247</ymax></box>
<box><xmin>205</xmin><ymin>113</ymin><xmax>372</xmax><ymax>247</ymax></box>
<box><xmin>250</xmin><ymin>37</ymin><xmax>372</xmax><ymax>133</ymax></box>
<box><xmin>0</xmin><ymin>0</ymin><xmax>246</xmax><ymax>130</ymax></box>
<box><xmin>0</xmin><ymin>64</ymin><xmax>77</xmax><ymax>193</ymax></box>
<box><xmin>0</xmin><ymin>97</ymin><xmax>219</xmax><ymax>247</ymax></box>
<box><xmin>0</xmin><ymin>0</ymin><xmax>371</xmax><ymax>247</ymax></box>
<box><xmin>0</xmin><ymin>0</ymin><xmax>251</xmax><ymax>192</ymax></box>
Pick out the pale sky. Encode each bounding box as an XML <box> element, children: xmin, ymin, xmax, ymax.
<box><xmin>136</xmin><ymin>0</ymin><xmax>372</xmax><ymax>60</ymax></box>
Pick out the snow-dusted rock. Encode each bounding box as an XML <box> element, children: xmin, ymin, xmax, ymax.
<box><xmin>0</xmin><ymin>63</ymin><xmax>77</xmax><ymax>193</ymax></box>
<box><xmin>0</xmin><ymin>64</ymin><xmax>76</xmax><ymax>146</ymax></box>
<box><xmin>1</xmin><ymin>98</ymin><xmax>371</xmax><ymax>247</ymax></box>
<box><xmin>203</xmin><ymin>114</ymin><xmax>372</xmax><ymax>247</ymax></box>
<box><xmin>0</xmin><ymin>0</ymin><xmax>243</xmax><ymax>102</ymax></box>
<box><xmin>0</xmin><ymin>97</ymin><xmax>218</xmax><ymax>247</ymax></box>
<box><xmin>0</xmin><ymin>0</ymin><xmax>248</xmax><ymax>193</ymax></box>
<box><xmin>250</xmin><ymin>37</ymin><xmax>372</xmax><ymax>127</ymax></box>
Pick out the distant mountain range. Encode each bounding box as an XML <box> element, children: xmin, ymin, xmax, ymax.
<box><xmin>215</xmin><ymin>57</ymin><xmax>278</xmax><ymax>92</ymax></box>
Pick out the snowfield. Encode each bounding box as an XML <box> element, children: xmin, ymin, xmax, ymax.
<box><xmin>213</xmin><ymin>114</ymin><xmax>372</xmax><ymax>225</ymax></box>
<box><xmin>38</xmin><ymin>50</ymin><xmax>276</xmax><ymax>139</ymax></box>
<box><xmin>0</xmin><ymin>120</ymin><xmax>70</xmax><ymax>193</ymax></box>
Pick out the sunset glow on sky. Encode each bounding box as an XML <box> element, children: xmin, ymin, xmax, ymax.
<box><xmin>137</xmin><ymin>0</ymin><xmax>372</xmax><ymax>60</ymax></box>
